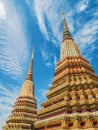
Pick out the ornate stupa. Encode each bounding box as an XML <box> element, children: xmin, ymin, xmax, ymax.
<box><xmin>34</xmin><ymin>11</ymin><xmax>98</xmax><ymax>130</ymax></box>
<box><xmin>3</xmin><ymin>11</ymin><xmax>98</xmax><ymax>130</ymax></box>
<box><xmin>3</xmin><ymin>49</ymin><xmax>37</xmax><ymax>130</ymax></box>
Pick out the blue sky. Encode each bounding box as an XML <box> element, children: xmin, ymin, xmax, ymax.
<box><xmin>0</xmin><ymin>0</ymin><xmax>98</xmax><ymax>129</ymax></box>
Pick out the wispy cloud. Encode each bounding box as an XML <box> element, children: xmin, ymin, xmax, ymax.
<box><xmin>42</xmin><ymin>49</ymin><xmax>49</xmax><ymax>61</ymax></box>
<box><xmin>74</xmin><ymin>16</ymin><xmax>98</xmax><ymax>61</ymax></box>
<box><xmin>36</xmin><ymin>88</ymin><xmax>48</xmax><ymax>109</ymax></box>
<box><xmin>26</xmin><ymin>0</ymin><xmax>64</xmax><ymax>44</ymax></box>
<box><xmin>48</xmin><ymin>78</ymin><xmax>53</xmax><ymax>88</ymax></box>
<box><xmin>75</xmin><ymin>0</ymin><xmax>90</xmax><ymax>12</ymax></box>
<box><xmin>0</xmin><ymin>0</ymin><xmax>29</xmax><ymax>80</ymax></box>
<box><xmin>41</xmin><ymin>48</ymin><xmax>52</xmax><ymax>68</ymax></box>
<box><xmin>41</xmin><ymin>48</ymin><xmax>58</xmax><ymax>68</ymax></box>
<box><xmin>0</xmin><ymin>83</ymin><xmax>20</xmax><ymax>129</ymax></box>
<box><xmin>0</xmin><ymin>0</ymin><xmax>6</xmax><ymax>19</ymax></box>
<box><xmin>33</xmin><ymin>1</ymin><xmax>49</xmax><ymax>40</ymax></box>
<box><xmin>75</xmin><ymin>20</ymin><xmax>98</xmax><ymax>48</ymax></box>
<box><xmin>45</xmin><ymin>62</ymin><xmax>52</xmax><ymax>68</ymax></box>
<box><xmin>54</xmin><ymin>55</ymin><xmax>57</xmax><ymax>67</ymax></box>
<box><xmin>39</xmin><ymin>88</ymin><xmax>47</xmax><ymax>99</ymax></box>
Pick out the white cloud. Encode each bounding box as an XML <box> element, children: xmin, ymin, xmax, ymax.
<box><xmin>26</xmin><ymin>0</ymin><xmax>64</xmax><ymax>44</ymax></box>
<box><xmin>46</xmin><ymin>62</ymin><xmax>52</xmax><ymax>68</ymax></box>
<box><xmin>44</xmin><ymin>3</ymin><xmax>62</xmax><ymax>43</ymax></box>
<box><xmin>54</xmin><ymin>55</ymin><xmax>57</xmax><ymax>67</ymax></box>
<box><xmin>0</xmin><ymin>0</ymin><xmax>29</xmax><ymax>80</ymax></box>
<box><xmin>33</xmin><ymin>0</ymin><xmax>49</xmax><ymax>40</ymax></box>
<box><xmin>42</xmin><ymin>49</ymin><xmax>49</xmax><ymax>61</ymax></box>
<box><xmin>74</xmin><ymin>19</ymin><xmax>98</xmax><ymax>49</ymax></box>
<box><xmin>0</xmin><ymin>83</ymin><xmax>20</xmax><ymax>129</ymax></box>
<box><xmin>48</xmin><ymin>78</ymin><xmax>53</xmax><ymax>88</ymax></box>
<box><xmin>39</xmin><ymin>88</ymin><xmax>47</xmax><ymax>98</ymax></box>
<box><xmin>0</xmin><ymin>0</ymin><xmax>6</xmax><ymax>19</ymax></box>
<box><xmin>41</xmin><ymin>49</ymin><xmax>53</xmax><ymax>68</ymax></box>
<box><xmin>41</xmin><ymin>49</ymin><xmax>58</xmax><ymax>68</ymax></box>
<box><xmin>76</xmin><ymin>0</ymin><xmax>89</xmax><ymax>12</ymax></box>
<box><xmin>74</xmin><ymin>18</ymin><xmax>98</xmax><ymax>60</ymax></box>
<box><xmin>36</xmin><ymin>89</ymin><xmax>47</xmax><ymax>109</ymax></box>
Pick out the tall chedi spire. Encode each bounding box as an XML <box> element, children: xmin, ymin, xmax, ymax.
<box><xmin>61</xmin><ymin>10</ymin><xmax>81</xmax><ymax>60</ymax></box>
<box><xmin>62</xmin><ymin>9</ymin><xmax>72</xmax><ymax>40</ymax></box>
<box><xmin>3</xmin><ymin>49</ymin><xmax>37</xmax><ymax>130</ymax></box>
<box><xmin>34</xmin><ymin>11</ymin><xmax>98</xmax><ymax>130</ymax></box>
<box><xmin>26</xmin><ymin>48</ymin><xmax>34</xmax><ymax>81</ymax></box>
<box><xmin>20</xmin><ymin>49</ymin><xmax>35</xmax><ymax>97</ymax></box>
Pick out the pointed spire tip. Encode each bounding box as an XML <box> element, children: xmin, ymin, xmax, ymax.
<box><xmin>62</xmin><ymin>8</ymin><xmax>64</xmax><ymax>14</ymax></box>
<box><xmin>26</xmin><ymin>48</ymin><xmax>34</xmax><ymax>81</ymax></box>
<box><xmin>62</xmin><ymin>9</ymin><xmax>65</xmax><ymax>21</ymax></box>
<box><xmin>62</xmin><ymin>9</ymin><xmax>73</xmax><ymax>41</ymax></box>
<box><xmin>31</xmin><ymin>48</ymin><xmax>34</xmax><ymax>60</ymax></box>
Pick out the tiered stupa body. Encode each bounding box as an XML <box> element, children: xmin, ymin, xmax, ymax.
<box><xmin>34</xmin><ymin>12</ymin><xmax>98</xmax><ymax>130</ymax></box>
<box><xmin>3</xmin><ymin>50</ymin><xmax>37</xmax><ymax>130</ymax></box>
